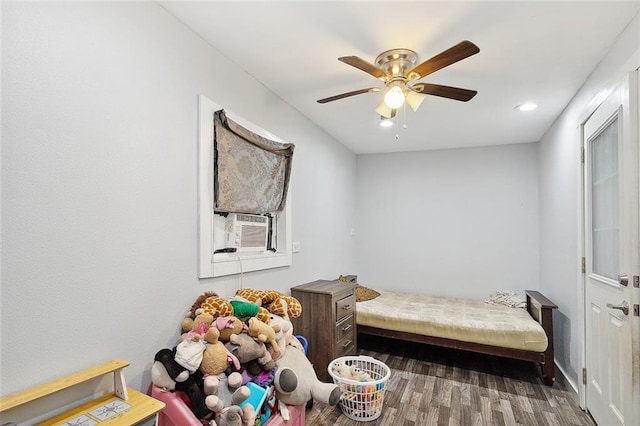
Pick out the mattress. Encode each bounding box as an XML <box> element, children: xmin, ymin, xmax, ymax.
<box><xmin>357</xmin><ymin>291</ymin><xmax>548</xmax><ymax>352</ymax></box>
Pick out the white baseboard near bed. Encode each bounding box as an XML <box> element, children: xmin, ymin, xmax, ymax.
<box><xmin>554</xmin><ymin>359</ymin><xmax>582</xmax><ymax>404</ymax></box>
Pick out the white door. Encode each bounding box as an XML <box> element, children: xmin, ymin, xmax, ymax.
<box><xmin>583</xmin><ymin>71</ymin><xmax>639</xmax><ymax>426</ymax></box>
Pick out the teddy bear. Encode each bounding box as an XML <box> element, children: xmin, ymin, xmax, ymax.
<box><xmin>273</xmin><ymin>344</ymin><xmax>341</xmax><ymax>407</ymax></box>
<box><xmin>204</xmin><ymin>372</ymin><xmax>256</xmax><ymax>426</ymax></box>
<box><xmin>225</xmin><ymin>332</ymin><xmax>275</xmax><ymax>376</ymax></box>
<box><xmin>182</xmin><ymin>310</ymin><xmax>215</xmax><ymax>333</ymax></box>
<box><xmin>200</xmin><ymin>326</ymin><xmax>241</xmax><ymax>376</ymax></box>
<box><xmin>151</xmin><ymin>348</ymin><xmax>213</xmax><ymax>420</ymax></box>
<box><xmin>215</xmin><ymin>316</ymin><xmax>244</xmax><ymax>342</ymax></box>
<box><xmin>247</xmin><ymin>317</ymin><xmax>281</xmax><ymax>354</ymax></box>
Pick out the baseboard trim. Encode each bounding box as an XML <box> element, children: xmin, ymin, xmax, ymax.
<box><xmin>554</xmin><ymin>358</ymin><xmax>583</xmax><ymax>408</ymax></box>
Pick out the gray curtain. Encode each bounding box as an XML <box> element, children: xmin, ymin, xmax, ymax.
<box><xmin>214</xmin><ymin>110</ymin><xmax>294</xmax><ymax>214</ymax></box>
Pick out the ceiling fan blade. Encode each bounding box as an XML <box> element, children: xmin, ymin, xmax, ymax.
<box><xmin>407</xmin><ymin>40</ymin><xmax>480</xmax><ymax>81</ymax></box>
<box><xmin>338</xmin><ymin>56</ymin><xmax>386</xmax><ymax>80</ymax></box>
<box><xmin>317</xmin><ymin>87</ymin><xmax>381</xmax><ymax>104</ymax></box>
<box><xmin>375</xmin><ymin>99</ymin><xmax>396</xmax><ymax>119</ymax></box>
<box><xmin>411</xmin><ymin>83</ymin><xmax>477</xmax><ymax>102</ymax></box>
<box><xmin>405</xmin><ymin>90</ymin><xmax>427</xmax><ymax>112</ymax></box>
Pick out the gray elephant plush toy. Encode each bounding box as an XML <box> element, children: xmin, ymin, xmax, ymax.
<box><xmin>273</xmin><ymin>345</ymin><xmax>341</xmax><ymax>406</ymax></box>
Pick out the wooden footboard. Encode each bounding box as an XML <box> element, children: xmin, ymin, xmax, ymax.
<box><xmin>525</xmin><ymin>290</ymin><xmax>558</xmax><ymax>385</ymax></box>
<box><xmin>357</xmin><ymin>290</ymin><xmax>558</xmax><ymax>386</ymax></box>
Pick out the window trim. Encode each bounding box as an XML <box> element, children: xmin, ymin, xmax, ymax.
<box><xmin>198</xmin><ymin>95</ymin><xmax>292</xmax><ymax>278</ymax></box>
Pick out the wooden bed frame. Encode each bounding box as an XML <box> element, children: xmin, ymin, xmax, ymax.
<box><xmin>357</xmin><ymin>290</ymin><xmax>558</xmax><ymax>386</ymax></box>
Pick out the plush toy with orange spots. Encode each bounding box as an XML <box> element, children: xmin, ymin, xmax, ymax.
<box><xmin>267</xmin><ymin>295</ymin><xmax>302</xmax><ymax>319</ymax></box>
<box><xmin>200</xmin><ymin>295</ymin><xmax>234</xmax><ymax>318</ymax></box>
<box><xmin>181</xmin><ymin>292</ymin><xmax>234</xmax><ymax>332</ymax></box>
<box><xmin>235</xmin><ymin>289</ymin><xmax>303</xmax><ymax>319</ymax></box>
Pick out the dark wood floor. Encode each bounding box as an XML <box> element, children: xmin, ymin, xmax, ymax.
<box><xmin>305</xmin><ymin>334</ymin><xmax>596</xmax><ymax>425</ymax></box>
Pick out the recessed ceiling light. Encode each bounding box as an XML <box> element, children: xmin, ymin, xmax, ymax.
<box><xmin>515</xmin><ymin>102</ymin><xmax>538</xmax><ymax>112</ymax></box>
<box><xmin>379</xmin><ymin>119</ymin><xmax>393</xmax><ymax>128</ymax></box>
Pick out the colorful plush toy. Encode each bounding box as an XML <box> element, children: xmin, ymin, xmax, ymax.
<box><xmin>247</xmin><ymin>317</ymin><xmax>281</xmax><ymax>354</ymax></box>
<box><xmin>203</xmin><ymin>372</ymin><xmax>256</xmax><ymax>426</ymax></box>
<box><xmin>273</xmin><ymin>345</ymin><xmax>341</xmax><ymax>407</ymax></box>
<box><xmin>181</xmin><ymin>314</ymin><xmax>220</xmax><ymax>345</ymax></box>
<box><xmin>151</xmin><ymin>348</ymin><xmax>212</xmax><ymax>420</ymax></box>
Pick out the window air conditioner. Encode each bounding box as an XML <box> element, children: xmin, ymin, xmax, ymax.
<box><xmin>224</xmin><ymin>213</ymin><xmax>269</xmax><ymax>252</ymax></box>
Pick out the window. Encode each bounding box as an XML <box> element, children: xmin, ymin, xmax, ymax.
<box><xmin>198</xmin><ymin>95</ymin><xmax>292</xmax><ymax>278</ymax></box>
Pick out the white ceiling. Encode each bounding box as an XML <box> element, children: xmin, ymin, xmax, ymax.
<box><xmin>160</xmin><ymin>1</ymin><xmax>640</xmax><ymax>154</ymax></box>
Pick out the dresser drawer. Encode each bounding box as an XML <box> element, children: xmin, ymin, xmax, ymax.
<box><xmin>337</xmin><ymin>333</ymin><xmax>356</xmax><ymax>357</ymax></box>
<box><xmin>335</xmin><ymin>294</ymin><xmax>355</xmax><ymax>322</ymax></box>
<box><xmin>335</xmin><ymin>314</ymin><xmax>354</xmax><ymax>342</ymax></box>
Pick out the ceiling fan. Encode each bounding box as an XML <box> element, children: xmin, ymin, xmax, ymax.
<box><xmin>317</xmin><ymin>40</ymin><xmax>480</xmax><ymax>119</ymax></box>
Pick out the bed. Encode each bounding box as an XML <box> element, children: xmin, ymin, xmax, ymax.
<box><xmin>355</xmin><ymin>289</ymin><xmax>557</xmax><ymax>385</ymax></box>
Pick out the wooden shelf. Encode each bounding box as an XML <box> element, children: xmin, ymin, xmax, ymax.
<box><xmin>37</xmin><ymin>388</ymin><xmax>164</xmax><ymax>426</ymax></box>
<box><xmin>0</xmin><ymin>360</ymin><xmax>164</xmax><ymax>425</ymax></box>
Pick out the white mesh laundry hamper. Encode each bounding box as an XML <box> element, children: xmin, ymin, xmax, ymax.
<box><xmin>328</xmin><ymin>355</ymin><xmax>391</xmax><ymax>421</ymax></box>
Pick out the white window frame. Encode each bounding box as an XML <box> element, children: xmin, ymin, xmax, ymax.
<box><xmin>198</xmin><ymin>95</ymin><xmax>292</xmax><ymax>278</ymax></box>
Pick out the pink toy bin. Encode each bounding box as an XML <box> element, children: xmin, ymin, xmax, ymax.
<box><xmin>151</xmin><ymin>385</ymin><xmax>305</xmax><ymax>426</ymax></box>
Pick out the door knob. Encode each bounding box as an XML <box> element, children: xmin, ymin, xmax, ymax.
<box><xmin>606</xmin><ymin>300</ymin><xmax>629</xmax><ymax>315</ymax></box>
<box><xmin>618</xmin><ymin>274</ymin><xmax>629</xmax><ymax>286</ymax></box>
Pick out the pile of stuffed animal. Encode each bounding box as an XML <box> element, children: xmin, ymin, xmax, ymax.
<box><xmin>151</xmin><ymin>289</ymin><xmax>342</xmax><ymax>426</ymax></box>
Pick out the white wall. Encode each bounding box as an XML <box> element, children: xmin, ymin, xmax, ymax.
<box><xmin>0</xmin><ymin>2</ymin><xmax>356</xmax><ymax>422</ymax></box>
<box><xmin>538</xmin><ymin>13</ymin><xmax>640</xmax><ymax>390</ymax></box>
<box><xmin>356</xmin><ymin>143</ymin><xmax>539</xmax><ymax>300</ymax></box>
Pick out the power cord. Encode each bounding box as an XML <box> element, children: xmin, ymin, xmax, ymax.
<box><xmin>211</xmin><ymin>248</ymin><xmax>244</xmax><ymax>290</ymax></box>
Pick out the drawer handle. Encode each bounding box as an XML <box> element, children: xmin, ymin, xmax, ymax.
<box><xmin>342</xmin><ymin>304</ymin><xmax>352</xmax><ymax>310</ymax></box>
<box><xmin>342</xmin><ymin>340</ymin><xmax>352</xmax><ymax>348</ymax></box>
<box><xmin>341</xmin><ymin>324</ymin><xmax>352</xmax><ymax>332</ymax></box>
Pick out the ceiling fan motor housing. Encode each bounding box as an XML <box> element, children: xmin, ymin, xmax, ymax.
<box><xmin>374</xmin><ymin>49</ymin><xmax>418</xmax><ymax>82</ymax></box>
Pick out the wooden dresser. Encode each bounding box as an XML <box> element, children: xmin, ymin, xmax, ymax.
<box><xmin>291</xmin><ymin>279</ymin><xmax>357</xmax><ymax>382</ymax></box>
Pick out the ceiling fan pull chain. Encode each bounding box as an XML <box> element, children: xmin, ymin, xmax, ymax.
<box><xmin>395</xmin><ymin>113</ymin><xmax>400</xmax><ymax>140</ymax></box>
<box><xmin>402</xmin><ymin>102</ymin><xmax>408</xmax><ymax>129</ymax></box>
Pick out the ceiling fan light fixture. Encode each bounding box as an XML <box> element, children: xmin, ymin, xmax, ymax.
<box><xmin>375</xmin><ymin>99</ymin><xmax>395</xmax><ymax>119</ymax></box>
<box><xmin>405</xmin><ymin>90</ymin><xmax>427</xmax><ymax>112</ymax></box>
<box><xmin>384</xmin><ymin>84</ymin><xmax>405</xmax><ymax>109</ymax></box>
